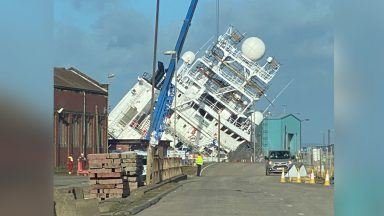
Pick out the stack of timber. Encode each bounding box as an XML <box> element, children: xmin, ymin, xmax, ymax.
<box><xmin>87</xmin><ymin>152</ymin><xmax>143</xmax><ymax>201</ymax></box>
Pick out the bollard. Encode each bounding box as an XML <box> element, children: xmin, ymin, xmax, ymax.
<box><xmin>280</xmin><ymin>168</ymin><xmax>286</xmax><ymax>183</ymax></box>
<box><xmin>309</xmin><ymin>169</ymin><xmax>316</xmax><ymax>184</ymax></box>
<box><xmin>296</xmin><ymin>168</ymin><xmax>301</xmax><ymax>183</ymax></box>
<box><xmin>324</xmin><ymin>170</ymin><xmax>330</xmax><ymax>186</ymax></box>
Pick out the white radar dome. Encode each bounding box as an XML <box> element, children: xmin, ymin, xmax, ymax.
<box><xmin>241</xmin><ymin>37</ymin><xmax>266</xmax><ymax>61</ymax></box>
<box><xmin>252</xmin><ymin>111</ymin><xmax>264</xmax><ymax>126</ymax></box>
<box><xmin>181</xmin><ymin>51</ymin><xmax>195</xmax><ymax>65</ymax></box>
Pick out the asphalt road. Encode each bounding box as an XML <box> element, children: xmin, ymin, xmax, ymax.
<box><xmin>137</xmin><ymin>162</ymin><xmax>333</xmax><ymax>216</ymax></box>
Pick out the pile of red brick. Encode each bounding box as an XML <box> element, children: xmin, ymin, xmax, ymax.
<box><xmin>87</xmin><ymin>152</ymin><xmax>143</xmax><ymax>200</ymax></box>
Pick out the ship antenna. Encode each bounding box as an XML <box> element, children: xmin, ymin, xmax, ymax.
<box><xmin>262</xmin><ymin>79</ymin><xmax>295</xmax><ymax>114</ymax></box>
<box><xmin>195</xmin><ymin>36</ymin><xmax>214</xmax><ymax>56</ymax></box>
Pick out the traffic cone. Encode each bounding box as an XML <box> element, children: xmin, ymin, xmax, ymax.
<box><xmin>296</xmin><ymin>168</ymin><xmax>301</xmax><ymax>183</ymax></box>
<box><xmin>309</xmin><ymin>169</ymin><xmax>316</xmax><ymax>184</ymax></box>
<box><xmin>280</xmin><ymin>168</ymin><xmax>286</xmax><ymax>183</ymax></box>
<box><xmin>324</xmin><ymin>170</ymin><xmax>330</xmax><ymax>186</ymax></box>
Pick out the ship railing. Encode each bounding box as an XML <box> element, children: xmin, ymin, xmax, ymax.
<box><xmin>138</xmin><ymin>115</ymin><xmax>151</xmax><ymax>131</ymax></box>
<box><xmin>165</xmin><ymin>116</ymin><xmax>209</xmax><ymax>148</ymax></box>
<box><xmin>204</xmin><ymin>85</ymin><xmax>233</xmax><ymax>107</ymax></box>
<box><xmin>226</xmin><ymin>116</ymin><xmax>252</xmax><ymax>135</ymax></box>
<box><xmin>221</xmin><ymin>69</ymin><xmax>243</xmax><ymax>86</ymax></box>
<box><xmin>216</xmin><ymin>41</ymin><xmax>276</xmax><ymax>84</ymax></box>
<box><xmin>128</xmin><ymin>114</ymin><xmax>151</xmax><ymax>137</ymax></box>
<box><xmin>217</xmin><ymin>86</ymin><xmax>235</xmax><ymax>94</ymax></box>
<box><xmin>186</xmin><ymin>69</ymin><xmax>207</xmax><ymax>87</ymax></box>
<box><xmin>197</xmin><ymin>97</ymin><xmax>220</xmax><ymax>113</ymax></box>
<box><xmin>244</xmin><ymin>87</ymin><xmax>258</xmax><ymax>99</ymax></box>
<box><xmin>142</xmin><ymin>72</ymin><xmax>152</xmax><ymax>83</ymax></box>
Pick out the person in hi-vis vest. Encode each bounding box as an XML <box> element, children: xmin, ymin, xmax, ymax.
<box><xmin>196</xmin><ymin>153</ymin><xmax>204</xmax><ymax>176</ymax></box>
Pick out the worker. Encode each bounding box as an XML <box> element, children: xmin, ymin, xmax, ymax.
<box><xmin>196</xmin><ymin>153</ymin><xmax>204</xmax><ymax>176</ymax></box>
<box><xmin>77</xmin><ymin>153</ymin><xmax>86</xmax><ymax>175</ymax></box>
<box><xmin>67</xmin><ymin>155</ymin><xmax>74</xmax><ymax>175</ymax></box>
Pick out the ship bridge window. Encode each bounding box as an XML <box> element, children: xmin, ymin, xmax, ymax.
<box><xmin>225</xmin><ymin>129</ymin><xmax>233</xmax><ymax>135</ymax></box>
<box><xmin>198</xmin><ymin>109</ymin><xmax>206</xmax><ymax>117</ymax></box>
<box><xmin>216</xmin><ymin>103</ymin><xmax>225</xmax><ymax>110</ymax></box>
<box><xmin>137</xmin><ymin>114</ymin><xmax>147</xmax><ymax>124</ymax></box>
<box><xmin>231</xmin><ymin>133</ymin><xmax>239</xmax><ymax>139</ymax></box>
<box><xmin>192</xmin><ymin>104</ymin><xmax>199</xmax><ymax>110</ymax></box>
<box><xmin>205</xmin><ymin>94</ymin><xmax>216</xmax><ymax>104</ymax></box>
<box><xmin>206</xmin><ymin>114</ymin><xmax>213</xmax><ymax>121</ymax></box>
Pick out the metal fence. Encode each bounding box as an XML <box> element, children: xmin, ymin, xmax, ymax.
<box><xmin>298</xmin><ymin>144</ymin><xmax>334</xmax><ymax>178</ymax></box>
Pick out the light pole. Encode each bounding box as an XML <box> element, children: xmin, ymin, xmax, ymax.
<box><xmin>299</xmin><ymin>118</ymin><xmax>309</xmax><ymax>163</ymax></box>
<box><xmin>147</xmin><ymin>0</ymin><xmax>160</xmax><ymax>186</ymax></box>
<box><xmin>163</xmin><ymin>50</ymin><xmax>178</xmax><ymax>156</ymax></box>
<box><xmin>107</xmin><ymin>73</ymin><xmax>115</xmax><ymax>112</ymax></box>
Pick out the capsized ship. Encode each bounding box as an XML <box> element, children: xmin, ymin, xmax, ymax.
<box><xmin>108</xmin><ymin>26</ymin><xmax>280</xmax><ymax>155</ymax></box>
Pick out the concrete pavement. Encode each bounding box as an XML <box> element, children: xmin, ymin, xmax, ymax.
<box><xmin>137</xmin><ymin>163</ymin><xmax>333</xmax><ymax>216</ymax></box>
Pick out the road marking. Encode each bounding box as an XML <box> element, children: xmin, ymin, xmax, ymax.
<box><xmin>297</xmin><ymin>213</ymin><xmax>305</xmax><ymax>215</ymax></box>
<box><xmin>286</xmin><ymin>204</ymin><xmax>293</xmax><ymax>208</ymax></box>
<box><xmin>201</xmin><ymin>163</ymin><xmax>216</xmax><ymax>174</ymax></box>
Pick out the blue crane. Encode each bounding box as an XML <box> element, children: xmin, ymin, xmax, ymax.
<box><xmin>146</xmin><ymin>0</ymin><xmax>199</xmax><ymax>146</ymax></box>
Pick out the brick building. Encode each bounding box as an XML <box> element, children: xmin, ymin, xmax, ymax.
<box><xmin>54</xmin><ymin>67</ymin><xmax>108</xmax><ymax>168</ymax></box>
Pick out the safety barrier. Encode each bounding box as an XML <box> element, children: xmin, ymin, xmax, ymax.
<box><xmin>280</xmin><ymin>164</ymin><xmax>333</xmax><ymax>186</ymax></box>
<box><xmin>152</xmin><ymin>157</ymin><xmax>183</xmax><ymax>184</ymax></box>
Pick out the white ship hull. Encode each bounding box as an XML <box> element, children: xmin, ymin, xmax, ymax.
<box><xmin>109</xmin><ymin>26</ymin><xmax>280</xmax><ymax>155</ymax></box>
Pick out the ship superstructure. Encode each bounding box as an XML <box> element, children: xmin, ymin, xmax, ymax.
<box><xmin>109</xmin><ymin>26</ymin><xmax>280</xmax><ymax>154</ymax></box>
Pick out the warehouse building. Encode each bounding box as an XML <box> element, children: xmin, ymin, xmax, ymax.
<box><xmin>54</xmin><ymin>67</ymin><xmax>108</xmax><ymax>169</ymax></box>
<box><xmin>256</xmin><ymin>114</ymin><xmax>301</xmax><ymax>156</ymax></box>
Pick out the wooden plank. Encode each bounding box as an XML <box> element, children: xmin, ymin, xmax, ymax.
<box><xmin>87</xmin><ymin>154</ymin><xmax>108</xmax><ymax>160</ymax></box>
<box><xmin>103</xmin><ymin>188</ymin><xmax>129</xmax><ymax>194</ymax></box>
<box><xmin>120</xmin><ymin>162</ymin><xmax>140</xmax><ymax>168</ymax></box>
<box><xmin>91</xmin><ymin>184</ymin><xmax>117</xmax><ymax>190</ymax></box>
<box><xmin>88</xmin><ymin>162</ymin><xmax>103</xmax><ymax>169</ymax></box>
<box><xmin>103</xmin><ymin>164</ymin><xmax>121</xmax><ymax>169</ymax></box>
<box><xmin>120</xmin><ymin>158</ymin><xmax>139</xmax><ymax>163</ymax></box>
<box><xmin>124</xmin><ymin>166</ymin><xmax>139</xmax><ymax>172</ymax></box>
<box><xmin>95</xmin><ymin>179</ymin><xmax>124</xmax><ymax>184</ymax></box>
<box><xmin>88</xmin><ymin>168</ymin><xmax>121</xmax><ymax>173</ymax></box>
<box><xmin>89</xmin><ymin>158</ymin><xmax>114</xmax><ymax>163</ymax></box>
<box><xmin>121</xmin><ymin>153</ymin><xmax>138</xmax><ymax>159</ymax></box>
<box><xmin>107</xmin><ymin>153</ymin><xmax>121</xmax><ymax>159</ymax></box>
<box><xmin>94</xmin><ymin>172</ymin><xmax>121</xmax><ymax>178</ymax></box>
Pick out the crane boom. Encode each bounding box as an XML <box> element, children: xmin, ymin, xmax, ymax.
<box><xmin>146</xmin><ymin>0</ymin><xmax>199</xmax><ymax>146</ymax></box>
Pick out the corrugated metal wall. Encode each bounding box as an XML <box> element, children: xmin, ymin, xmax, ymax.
<box><xmin>53</xmin><ymin>88</ymin><xmax>108</xmax><ymax>168</ymax></box>
<box><xmin>258</xmin><ymin>114</ymin><xmax>301</xmax><ymax>156</ymax></box>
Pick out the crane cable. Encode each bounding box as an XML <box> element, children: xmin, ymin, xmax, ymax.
<box><xmin>216</xmin><ymin>0</ymin><xmax>220</xmax><ymax>41</ymax></box>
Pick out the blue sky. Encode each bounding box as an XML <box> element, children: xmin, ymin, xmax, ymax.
<box><xmin>54</xmin><ymin>0</ymin><xmax>333</xmax><ymax>144</ymax></box>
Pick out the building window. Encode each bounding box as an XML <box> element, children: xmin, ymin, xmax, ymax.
<box><xmin>72</xmin><ymin>116</ymin><xmax>80</xmax><ymax>147</ymax></box>
<box><xmin>86</xmin><ymin>117</ymin><xmax>93</xmax><ymax>150</ymax></box>
<box><xmin>59</xmin><ymin>116</ymin><xmax>68</xmax><ymax>147</ymax></box>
